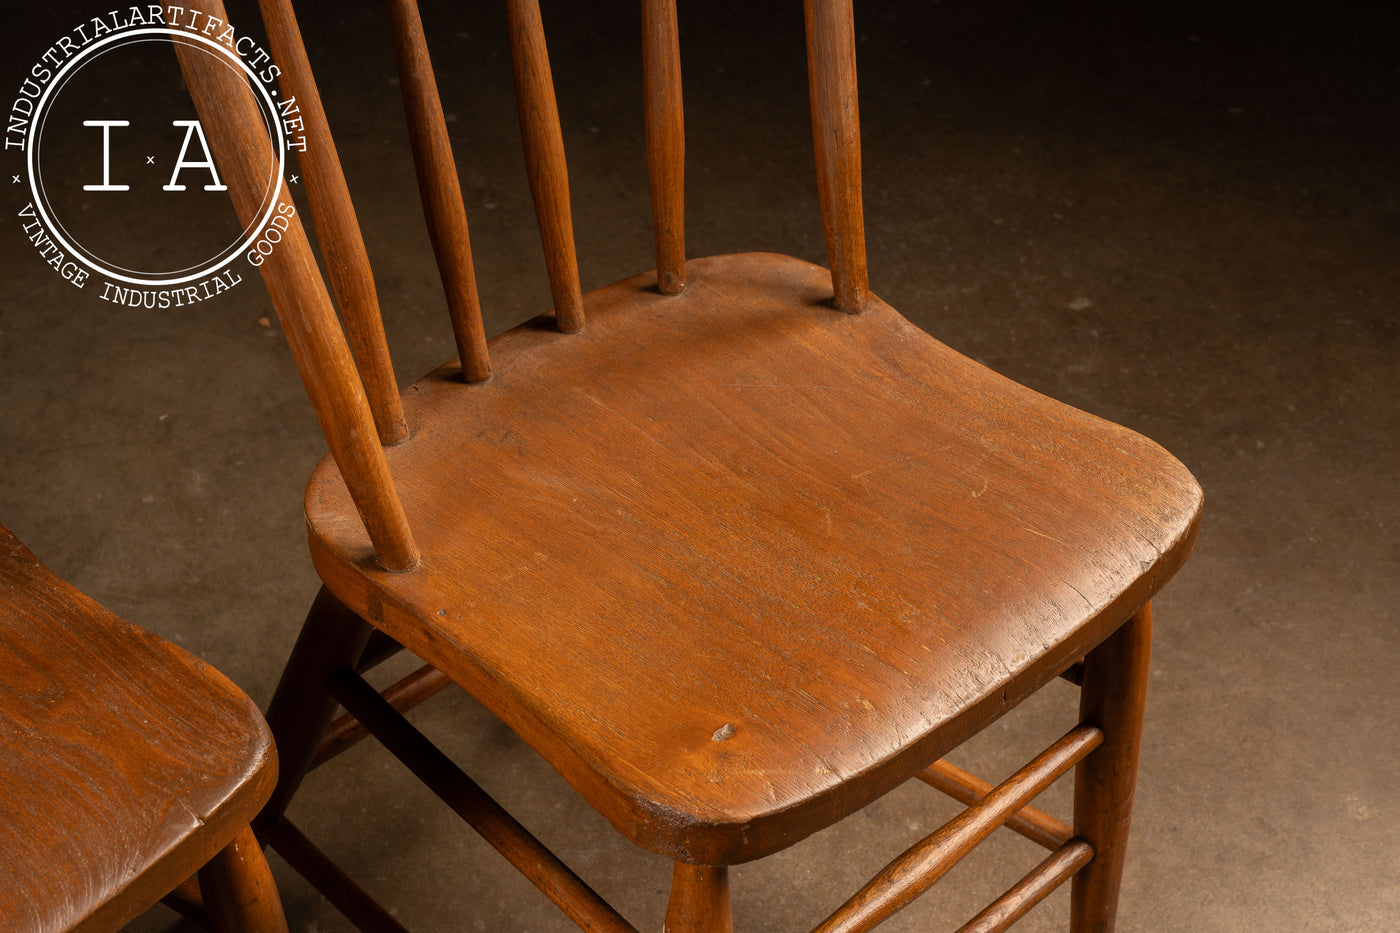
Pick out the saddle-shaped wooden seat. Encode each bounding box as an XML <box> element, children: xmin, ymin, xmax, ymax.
<box><xmin>304</xmin><ymin>252</ymin><xmax>1200</xmax><ymax>866</ymax></box>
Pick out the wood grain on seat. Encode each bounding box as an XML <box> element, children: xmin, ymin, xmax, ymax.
<box><xmin>0</xmin><ymin>525</ymin><xmax>278</xmax><ymax>932</ymax></box>
<box><xmin>304</xmin><ymin>252</ymin><xmax>1201</xmax><ymax>865</ymax></box>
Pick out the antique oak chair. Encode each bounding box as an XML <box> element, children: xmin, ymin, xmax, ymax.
<box><xmin>0</xmin><ymin>521</ymin><xmax>288</xmax><ymax>932</ymax></box>
<box><xmin>180</xmin><ymin>0</ymin><xmax>1202</xmax><ymax>929</ymax></box>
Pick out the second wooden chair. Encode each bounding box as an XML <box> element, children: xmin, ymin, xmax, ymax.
<box><xmin>0</xmin><ymin>520</ymin><xmax>287</xmax><ymax>933</ymax></box>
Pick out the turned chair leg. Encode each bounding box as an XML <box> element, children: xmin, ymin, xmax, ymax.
<box><xmin>198</xmin><ymin>826</ymin><xmax>290</xmax><ymax>933</ymax></box>
<box><xmin>259</xmin><ymin>587</ymin><xmax>376</xmax><ymax>829</ymax></box>
<box><xmin>1070</xmin><ymin>602</ymin><xmax>1153</xmax><ymax>933</ymax></box>
<box><xmin>664</xmin><ymin>862</ymin><xmax>733</xmax><ymax>933</ymax></box>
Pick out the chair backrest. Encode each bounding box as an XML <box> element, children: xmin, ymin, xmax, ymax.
<box><xmin>174</xmin><ymin>0</ymin><xmax>868</xmax><ymax>571</ymax></box>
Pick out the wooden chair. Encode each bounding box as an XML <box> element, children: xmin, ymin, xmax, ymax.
<box><xmin>0</xmin><ymin>520</ymin><xmax>288</xmax><ymax>932</ymax></box>
<box><xmin>178</xmin><ymin>0</ymin><xmax>1203</xmax><ymax>929</ymax></box>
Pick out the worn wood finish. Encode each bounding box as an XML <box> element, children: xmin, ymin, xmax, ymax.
<box><xmin>0</xmin><ymin>522</ymin><xmax>280</xmax><ymax>931</ymax></box>
<box><xmin>261</xmin><ymin>587</ymin><xmax>376</xmax><ymax>826</ymax></box>
<box><xmin>506</xmin><ymin>0</ymin><xmax>586</xmax><ymax>333</ymax></box>
<box><xmin>804</xmin><ymin>0</ymin><xmax>868</xmax><ymax>313</ymax></box>
<box><xmin>386</xmin><ymin>0</ymin><xmax>492</xmax><ymax>382</ymax></box>
<box><xmin>256</xmin><ymin>0</ymin><xmax>409</xmax><ymax>443</ymax></box>
<box><xmin>305</xmin><ymin>253</ymin><xmax>1202</xmax><ymax>865</ymax></box>
<box><xmin>917</xmin><ymin>758</ymin><xmax>1073</xmax><ymax>850</ymax></box>
<box><xmin>311</xmin><ymin>663</ymin><xmax>453</xmax><ymax>769</ymax></box>
<box><xmin>330</xmin><ymin>669</ymin><xmax>639</xmax><ymax>933</ymax></box>
<box><xmin>954</xmin><ymin>840</ymin><xmax>1095</xmax><ymax>933</ymax></box>
<box><xmin>813</xmin><ymin>725</ymin><xmax>1101</xmax><ymax>933</ymax></box>
<box><xmin>171</xmin><ymin>0</ymin><xmax>418</xmax><ymax>571</ymax></box>
<box><xmin>263</xmin><ymin>819</ymin><xmax>410</xmax><ymax>933</ymax></box>
<box><xmin>642</xmin><ymin>0</ymin><xmax>685</xmax><ymax>294</ymax></box>
<box><xmin>663</xmin><ymin>864</ymin><xmax>732</xmax><ymax>933</ymax></box>
<box><xmin>1071</xmin><ymin>604</ymin><xmax>1153</xmax><ymax>933</ymax></box>
<box><xmin>199</xmin><ymin>828</ymin><xmax>290</xmax><ymax>933</ymax></box>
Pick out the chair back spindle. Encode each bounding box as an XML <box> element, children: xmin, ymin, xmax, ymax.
<box><xmin>173</xmin><ymin>0</ymin><xmax>419</xmax><ymax>571</ymax></box>
<box><xmin>641</xmin><ymin>0</ymin><xmax>685</xmax><ymax>294</ymax></box>
<box><xmin>386</xmin><ymin>0</ymin><xmax>493</xmax><ymax>382</ymax></box>
<box><xmin>804</xmin><ymin>0</ymin><xmax>869</xmax><ymax>313</ymax></box>
<box><xmin>174</xmin><ymin>0</ymin><xmax>875</xmax><ymax>570</ymax></box>
<box><xmin>257</xmin><ymin>0</ymin><xmax>411</xmax><ymax>443</ymax></box>
<box><xmin>506</xmin><ymin>0</ymin><xmax>586</xmax><ymax>333</ymax></box>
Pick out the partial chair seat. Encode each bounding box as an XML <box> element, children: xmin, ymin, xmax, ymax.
<box><xmin>0</xmin><ymin>524</ymin><xmax>278</xmax><ymax>932</ymax></box>
<box><xmin>304</xmin><ymin>252</ymin><xmax>1202</xmax><ymax>865</ymax></box>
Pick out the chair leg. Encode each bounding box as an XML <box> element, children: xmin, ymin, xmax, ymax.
<box><xmin>198</xmin><ymin>826</ymin><xmax>290</xmax><ymax>933</ymax></box>
<box><xmin>259</xmin><ymin>586</ymin><xmax>376</xmax><ymax>828</ymax></box>
<box><xmin>1070</xmin><ymin>602</ymin><xmax>1153</xmax><ymax>933</ymax></box>
<box><xmin>664</xmin><ymin>863</ymin><xmax>732</xmax><ymax>933</ymax></box>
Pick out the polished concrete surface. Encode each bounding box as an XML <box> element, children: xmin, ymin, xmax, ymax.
<box><xmin>2</xmin><ymin>1</ymin><xmax>1396</xmax><ymax>930</ymax></box>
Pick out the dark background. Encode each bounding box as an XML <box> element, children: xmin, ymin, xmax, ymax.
<box><xmin>2</xmin><ymin>1</ymin><xmax>1397</xmax><ymax>929</ymax></box>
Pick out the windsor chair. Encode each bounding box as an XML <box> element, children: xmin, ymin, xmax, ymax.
<box><xmin>0</xmin><ymin>520</ymin><xmax>287</xmax><ymax>932</ymax></box>
<box><xmin>177</xmin><ymin>0</ymin><xmax>1202</xmax><ymax>930</ymax></box>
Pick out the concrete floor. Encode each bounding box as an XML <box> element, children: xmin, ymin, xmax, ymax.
<box><xmin>2</xmin><ymin>0</ymin><xmax>1397</xmax><ymax>930</ymax></box>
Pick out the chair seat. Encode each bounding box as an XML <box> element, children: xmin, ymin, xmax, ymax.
<box><xmin>305</xmin><ymin>252</ymin><xmax>1201</xmax><ymax>865</ymax></box>
<box><xmin>0</xmin><ymin>525</ymin><xmax>277</xmax><ymax>932</ymax></box>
